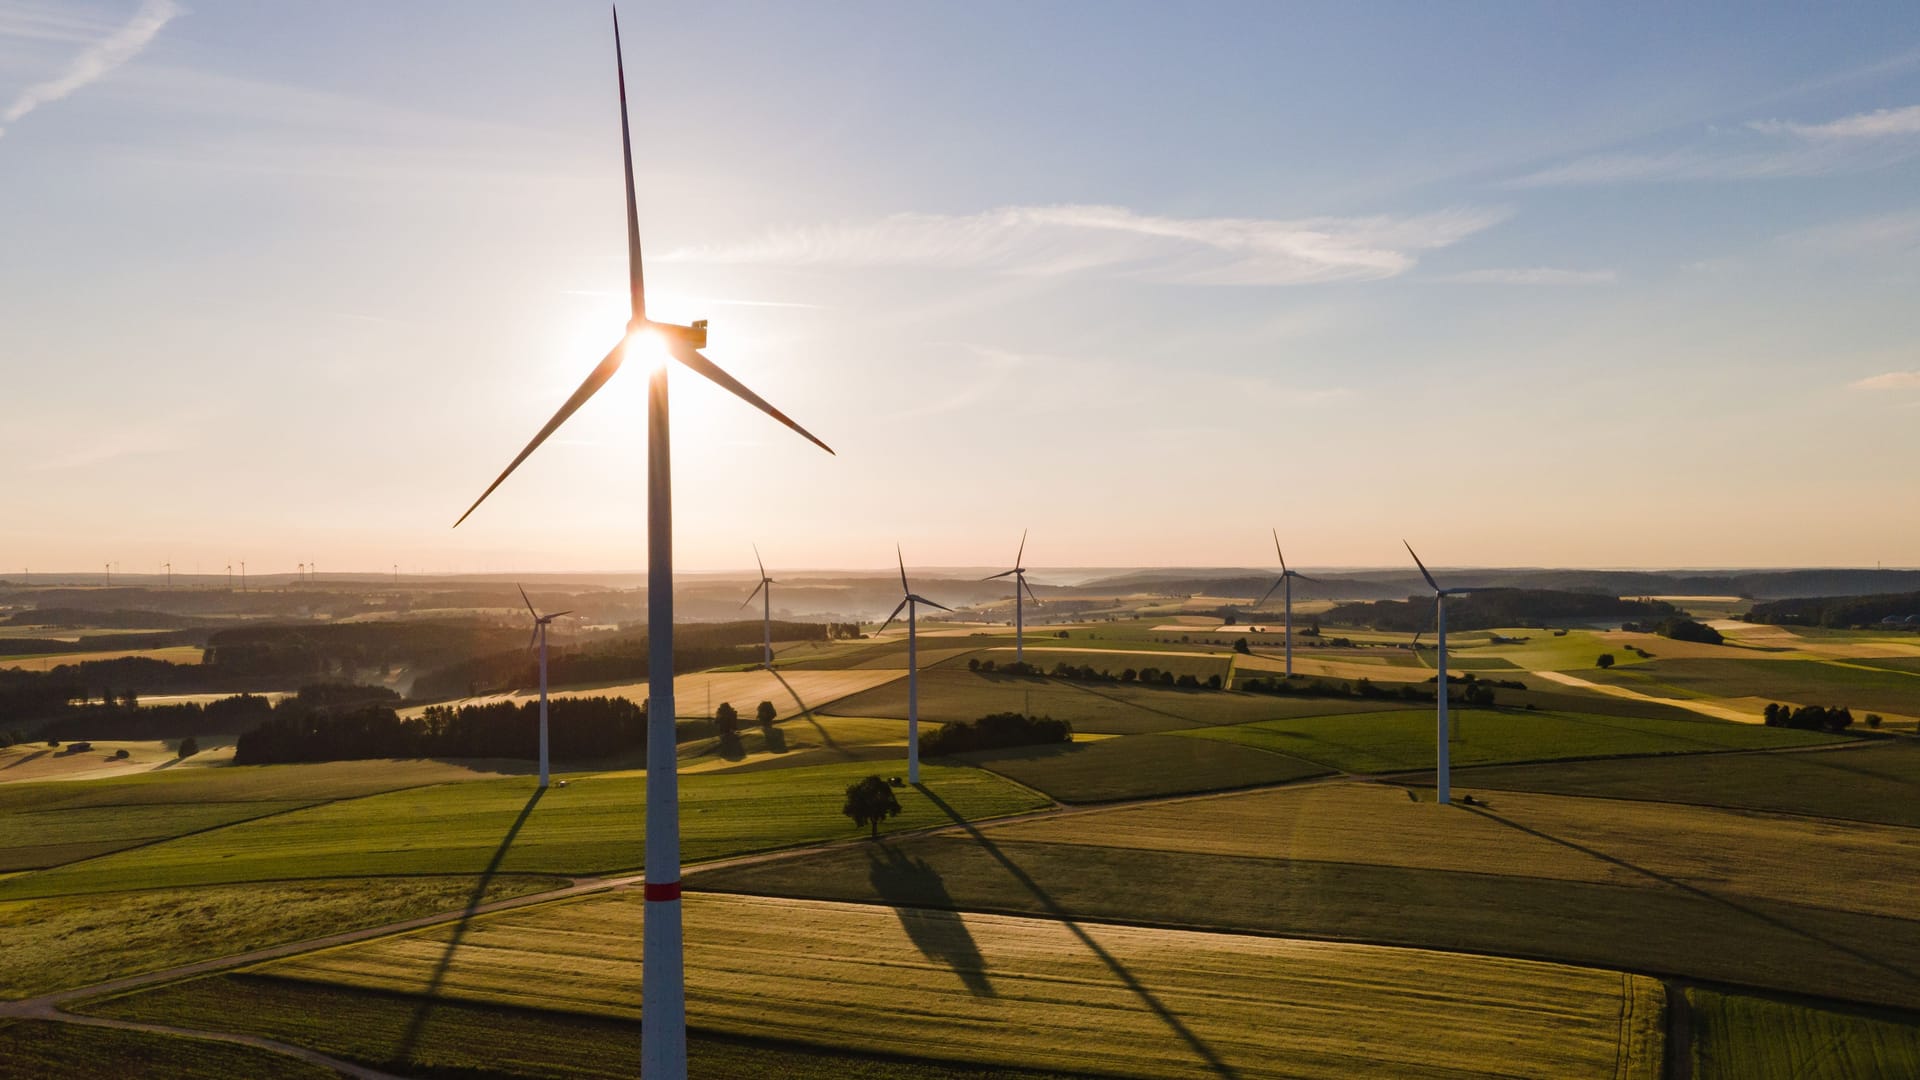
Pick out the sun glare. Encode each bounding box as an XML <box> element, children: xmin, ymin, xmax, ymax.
<box><xmin>626</xmin><ymin>328</ymin><xmax>673</xmax><ymax>371</ymax></box>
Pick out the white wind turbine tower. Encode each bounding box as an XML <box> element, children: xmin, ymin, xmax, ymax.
<box><xmin>450</xmin><ymin>12</ymin><xmax>834</xmax><ymax>1077</ymax></box>
<box><xmin>519</xmin><ymin>585</ymin><xmax>573</xmax><ymax>790</ymax></box>
<box><xmin>1405</xmin><ymin>542</ymin><xmax>1472</xmax><ymax>807</ymax></box>
<box><xmin>983</xmin><ymin>529</ymin><xmax>1040</xmax><ymax>664</ymax></box>
<box><xmin>1252</xmin><ymin>529</ymin><xmax>1317</xmax><ymax>678</ymax></box>
<box><xmin>881</xmin><ymin>545</ymin><xmax>951</xmax><ymax>785</ymax></box>
<box><xmin>740</xmin><ymin>546</ymin><xmax>777</xmax><ymax>670</ymax></box>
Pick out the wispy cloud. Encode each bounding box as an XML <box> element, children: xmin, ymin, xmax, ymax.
<box><xmin>1750</xmin><ymin>104</ymin><xmax>1920</xmax><ymax>139</ymax></box>
<box><xmin>1509</xmin><ymin>102</ymin><xmax>1920</xmax><ymax>188</ymax></box>
<box><xmin>0</xmin><ymin>0</ymin><xmax>179</xmax><ymax>139</ymax></box>
<box><xmin>1849</xmin><ymin>371</ymin><xmax>1920</xmax><ymax>391</ymax></box>
<box><xmin>661</xmin><ymin>204</ymin><xmax>1507</xmax><ymax>286</ymax></box>
<box><xmin>1433</xmin><ymin>267</ymin><xmax>1617</xmax><ymax>285</ymax></box>
<box><xmin>1785</xmin><ymin>209</ymin><xmax>1920</xmax><ymax>254</ymax></box>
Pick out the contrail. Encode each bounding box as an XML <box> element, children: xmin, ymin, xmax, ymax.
<box><xmin>0</xmin><ymin>0</ymin><xmax>180</xmax><ymax>139</ymax></box>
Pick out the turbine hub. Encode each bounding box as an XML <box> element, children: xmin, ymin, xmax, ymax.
<box><xmin>637</xmin><ymin>318</ymin><xmax>709</xmax><ymax>348</ymax></box>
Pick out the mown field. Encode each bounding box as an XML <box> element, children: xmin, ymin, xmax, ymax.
<box><xmin>695</xmin><ymin>783</ymin><xmax>1920</xmax><ymax>1008</ymax></box>
<box><xmin>1589</xmin><ymin>657</ymin><xmax>1920</xmax><ymax>715</ymax></box>
<box><xmin>0</xmin><ymin>875</ymin><xmax>563</xmax><ymax>1000</ymax></box>
<box><xmin>962</xmin><ymin>734</ymin><xmax>1329</xmax><ymax>803</ymax></box>
<box><xmin>1686</xmin><ymin>987</ymin><xmax>1920</xmax><ymax>1080</ymax></box>
<box><xmin>1455</xmin><ymin>740</ymin><xmax>1920</xmax><ymax>827</ymax></box>
<box><xmin>401</xmin><ymin>667</ymin><xmax>903</xmax><ymax>721</ymax></box>
<box><xmin>0</xmin><ymin>759</ymin><xmax>528</xmax><ymax>873</ymax></box>
<box><xmin>821</xmin><ymin>667</ymin><xmax>1421</xmax><ymax>734</ymax></box>
<box><xmin>131</xmin><ymin>892</ymin><xmax>1663</xmax><ymax>1080</ymax></box>
<box><xmin>0</xmin><ymin>644</ymin><xmax>205</xmax><ymax>671</ymax></box>
<box><xmin>0</xmin><ymin>762</ymin><xmax>1047</xmax><ymax>900</ymax></box>
<box><xmin>0</xmin><ymin>1019</ymin><xmax>338</xmax><ymax>1080</ymax></box>
<box><xmin>1172</xmin><ymin>707</ymin><xmax>1847</xmax><ymax>773</ymax></box>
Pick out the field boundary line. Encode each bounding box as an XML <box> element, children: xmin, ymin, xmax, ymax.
<box><xmin>5</xmin><ymin>1008</ymin><xmax>406</xmax><ymax>1079</ymax></box>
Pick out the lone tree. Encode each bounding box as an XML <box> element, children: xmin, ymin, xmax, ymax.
<box><xmin>842</xmin><ymin>774</ymin><xmax>901</xmax><ymax>839</ymax></box>
<box><xmin>1596</xmin><ymin>653</ymin><xmax>1615</xmax><ymax>669</ymax></box>
<box><xmin>755</xmin><ymin>700</ymin><xmax>777</xmax><ymax>729</ymax></box>
<box><xmin>714</xmin><ymin>702</ymin><xmax>739</xmax><ymax>737</ymax></box>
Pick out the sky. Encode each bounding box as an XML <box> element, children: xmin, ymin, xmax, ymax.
<box><xmin>3</xmin><ymin>1</ymin><xmax>1920</xmax><ymax>577</ymax></box>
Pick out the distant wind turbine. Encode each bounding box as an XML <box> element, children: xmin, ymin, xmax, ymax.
<box><xmin>448</xmin><ymin>12</ymin><xmax>834</xmax><ymax>1078</ymax></box>
<box><xmin>983</xmin><ymin>530</ymin><xmax>1040</xmax><ymax>664</ymax></box>
<box><xmin>739</xmin><ymin>545</ymin><xmax>777</xmax><ymax>669</ymax></box>
<box><xmin>1252</xmin><ymin>529</ymin><xmax>1316</xmax><ymax>678</ymax></box>
<box><xmin>881</xmin><ymin>545</ymin><xmax>951</xmax><ymax>785</ymax></box>
<box><xmin>1406</xmin><ymin>542</ymin><xmax>1472</xmax><ymax>807</ymax></box>
<box><xmin>520</xmin><ymin>585</ymin><xmax>573</xmax><ymax>790</ymax></box>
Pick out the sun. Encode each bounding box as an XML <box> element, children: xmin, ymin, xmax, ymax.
<box><xmin>625</xmin><ymin>327</ymin><xmax>673</xmax><ymax>371</ymax></box>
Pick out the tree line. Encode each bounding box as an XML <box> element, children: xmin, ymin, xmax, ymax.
<box><xmin>923</xmin><ymin>711</ymin><xmax>1072</xmax><ymax>757</ymax></box>
<box><xmin>234</xmin><ymin>691</ymin><xmax>649</xmax><ymax>765</ymax></box>
<box><xmin>1322</xmin><ymin>589</ymin><xmax>1679</xmax><ymax>633</ymax></box>
<box><xmin>1746</xmin><ymin>591</ymin><xmax>1920</xmax><ymax>630</ymax></box>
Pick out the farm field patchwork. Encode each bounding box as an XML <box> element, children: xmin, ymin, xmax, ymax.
<box><xmin>188</xmin><ymin>892</ymin><xmax>1663</xmax><ymax>1080</ymax></box>
<box><xmin>401</xmin><ymin>667</ymin><xmax>903</xmax><ymax>722</ymax></box>
<box><xmin>0</xmin><ymin>645</ymin><xmax>205</xmax><ymax>671</ymax></box>
<box><xmin>1588</xmin><ymin>657</ymin><xmax>1920</xmax><ymax>716</ymax></box>
<box><xmin>1686</xmin><ymin>987</ymin><xmax>1920</xmax><ymax>1080</ymax></box>
<box><xmin>821</xmin><ymin>667</ymin><xmax>1420</xmax><ymax>734</ymax></box>
<box><xmin>0</xmin><ymin>874</ymin><xmax>564</xmax><ymax>1000</ymax></box>
<box><xmin>1455</xmin><ymin>741</ymin><xmax>1920</xmax><ymax>827</ymax></box>
<box><xmin>0</xmin><ymin>762</ymin><xmax>1046</xmax><ymax>900</ymax></box>
<box><xmin>962</xmin><ymin>733</ymin><xmax>1330</xmax><ymax>803</ymax></box>
<box><xmin>1171</xmin><ymin>707</ymin><xmax>1846</xmax><ymax>773</ymax></box>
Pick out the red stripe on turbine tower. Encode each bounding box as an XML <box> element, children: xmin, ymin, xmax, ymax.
<box><xmin>644</xmin><ymin>882</ymin><xmax>682</xmax><ymax>902</ymax></box>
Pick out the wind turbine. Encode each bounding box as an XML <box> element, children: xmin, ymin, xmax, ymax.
<box><xmin>739</xmin><ymin>545</ymin><xmax>776</xmax><ymax>669</ymax></box>
<box><xmin>519</xmin><ymin>585</ymin><xmax>573</xmax><ymax>789</ymax></box>
<box><xmin>449</xmin><ymin>13</ymin><xmax>834</xmax><ymax>1078</ymax></box>
<box><xmin>1252</xmin><ymin>529</ymin><xmax>1316</xmax><ymax>678</ymax></box>
<box><xmin>982</xmin><ymin>530</ymin><xmax>1039</xmax><ymax>664</ymax></box>
<box><xmin>881</xmin><ymin>545</ymin><xmax>951</xmax><ymax>785</ymax></box>
<box><xmin>1405</xmin><ymin>542</ymin><xmax>1472</xmax><ymax>807</ymax></box>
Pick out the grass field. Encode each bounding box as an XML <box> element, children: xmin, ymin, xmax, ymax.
<box><xmin>961</xmin><ymin>734</ymin><xmax>1329</xmax><ymax>803</ymax></box>
<box><xmin>403</xmin><ymin>667</ymin><xmax>903</xmax><ymax>721</ymax></box>
<box><xmin>821</xmin><ymin>667</ymin><xmax>1420</xmax><ymax>734</ymax></box>
<box><xmin>0</xmin><ymin>762</ymin><xmax>1047</xmax><ymax>900</ymax></box>
<box><xmin>1455</xmin><ymin>741</ymin><xmax>1920</xmax><ymax>827</ymax></box>
<box><xmin>0</xmin><ymin>1018</ymin><xmax>338</xmax><ymax>1080</ymax></box>
<box><xmin>78</xmin><ymin>975</ymin><xmax>1100</xmax><ymax>1080</ymax></box>
<box><xmin>0</xmin><ymin>645</ymin><xmax>204</xmax><ymax>671</ymax></box>
<box><xmin>1589</xmin><ymin>657</ymin><xmax>1920</xmax><ymax>715</ymax></box>
<box><xmin>695</xmin><ymin>785</ymin><xmax>1920</xmax><ymax>1008</ymax></box>
<box><xmin>1686</xmin><ymin>987</ymin><xmax>1920</xmax><ymax>1080</ymax></box>
<box><xmin>214</xmin><ymin>892</ymin><xmax>1663</xmax><ymax>1079</ymax></box>
<box><xmin>0</xmin><ymin>739</ymin><xmax>219</xmax><ymax>786</ymax></box>
<box><xmin>969</xmin><ymin>647</ymin><xmax>1235</xmax><ymax>682</ymax></box>
<box><xmin>0</xmin><ymin>759</ymin><xmax>529</xmax><ymax>874</ymax></box>
<box><xmin>1171</xmin><ymin>707</ymin><xmax>1846</xmax><ymax>773</ymax></box>
<box><xmin>0</xmin><ymin>874</ymin><xmax>564</xmax><ymax>1000</ymax></box>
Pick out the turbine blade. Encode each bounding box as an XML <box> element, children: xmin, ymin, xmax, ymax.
<box><xmin>741</xmin><ymin>579</ymin><xmax>766</xmax><ymax>609</ymax></box>
<box><xmin>547</xmin><ymin>610</ymin><xmax>574</xmax><ymax>619</ymax></box>
<box><xmin>527</xmin><ymin>626</ymin><xmax>540</xmax><ymax>654</ymax></box>
<box><xmin>982</xmin><ymin>569</ymin><xmax>1018</xmax><ymax>581</ymax></box>
<box><xmin>897</xmin><ymin>543</ymin><xmax>909</xmax><ymax>594</ymax></box>
<box><xmin>453</xmin><ymin>338</ymin><xmax>626</xmax><ymax>527</ymax></box>
<box><xmin>518</xmin><ymin>583</ymin><xmax>537</xmax><ymax>619</ymax></box>
<box><xmin>753</xmin><ymin>543</ymin><xmax>766</xmax><ymax>581</ymax></box>
<box><xmin>1022</xmin><ymin>573</ymin><xmax>1041</xmax><ymax>607</ymax></box>
<box><xmin>1015</xmin><ymin>528</ymin><xmax>1027</xmax><ymax>569</ymax></box>
<box><xmin>878</xmin><ymin>598</ymin><xmax>908</xmax><ymax>635</ymax></box>
<box><xmin>1404</xmin><ymin>540</ymin><xmax>1441</xmax><ymax>593</ymax></box>
<box><xmin>1254</xmin><ymin>577</ymin><xmax>1284</xmax><ymax>609</ymax></box>
<box><xmin>668</xmin><ymin>340</ymin><xmax>834</xmax><ymax>455</ymax></box>
<box><xmin>612</xmin><ymin>7</ymin><xmax>644</xmax><ymax>323</ymax></box>
<box><xmin>910</xmin><ymin>594</ymin><xmax>954</xmax><ymax>612</ymax></box>
<box><xmin>1273</xmin><ymin>528</ymin><xmax>1288</xmax><ymax>576</ymax></box>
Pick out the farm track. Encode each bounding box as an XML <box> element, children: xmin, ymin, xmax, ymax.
<box><xmin>4</xmin><ymin>736</ymin><xmax>1910</xmax><ymax>1077</ymax></box>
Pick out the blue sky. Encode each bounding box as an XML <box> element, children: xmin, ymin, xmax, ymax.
<box><xmin>3</xmin><ymin>1</ymin><xmax>1919</xmax><ymax>575</ymax></box>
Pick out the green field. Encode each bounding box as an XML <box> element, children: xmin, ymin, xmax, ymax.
<box><xmin>821</xmin><ymin>667</ymin><xmax>1420</xmax><ymax>734</ymax></box>
<box><xmin>1687</xmin><ymin>987</ymin><xmax>1920</xmax><ymax>1080</ymax></box>
<box><xmin>0</xmin><ymin>762</ymin><xmax>1047</xmax><ymax>900</ymax></box>
<box><xmin>1455</xmin><ymin>741</ymin><xmax>1920</xmax><ymax>826</ymax></box>
<box><xmin>1590</xmin><ymin>657</ymin><xmax>1920</xmax><ymax>714</ymax></box>
<box><xmin>148</xmin><ymin>892</ymin><xmax>1662</xmax><ymax>1080</ymax></box>
<box><xmin>1171</xmin><ymin>707</ymin><xmax>1846</xmax><ymax>773</ymax></box>
<box><xmin>695</xmin><ymin>784</ymin><xmax>1920</xmax><ymax>1008</ymax></box>
<box><xmin>0</xmin><ymin>1018</ymin><xmax>339</xmax><ymax>1080</ymax></box>
<box><xmin>0</xmin><ymin>875</ymin><xmax>563</xmax><ymax>1000</ymax></box>
<box><xmin>966</xmin><ymin>647</ymin><xmax>1235</xmax><ymax>682</ymax></box>
<box><xmin>963</xmin><ymin>734</ymin><xmax>1329</xmax><ymax>803</ymax></box>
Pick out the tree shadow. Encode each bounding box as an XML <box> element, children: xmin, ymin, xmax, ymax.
<box><xmin>917</xmin><ymin>785</ymin><xmax>1240</xmax><ymax>1079</ymax></box>
<box><xmin>1460</xmin><ymin>803</ymin><xmax>1920</xmax><ymax>992</ymax></box>
<box><xmin>3</xmin><ymin>749</ymin><xmax>50</xmax><ymax>770</ymax></box>
<box><xmin>771</xmin><ymin>669</ymin><xmax>841</xmax><ymax>753</ymax></box>
<box><xmin>393</xmin><ymin>786</ymin><xmax>544</xmax><ymax>1064</ymax></box>
<box><xmin>867</xmin><ymin>843</ymin><xmax>994</xmax><ymax>997</ymax></box>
